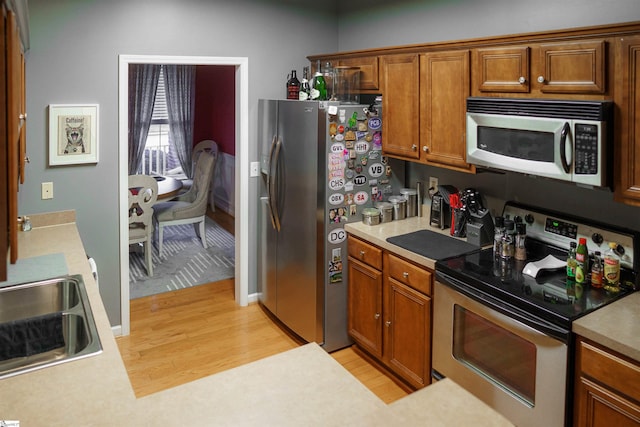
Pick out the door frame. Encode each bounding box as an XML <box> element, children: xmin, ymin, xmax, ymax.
<box><xmin>118</xmin><ymin>54</ymin><xmax>249</xmax><ymax>335</ymax></box>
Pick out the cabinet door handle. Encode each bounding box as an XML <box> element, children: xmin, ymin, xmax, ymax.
<box><xmin>374</xmin><ymin>313</ymin><xmax>380</xmax><ymax>320</ymax></box>
<box><xmin>518</xmin><ymin>76</ymin><xmax>526</xmax><ymax>84</ymax></box>
<box><xmin>403</xmin><ymin>272</ymin><xmax>409</xmax><ymax>278</ymax></box>
<box><xmin>385</xmin><ymin>321</ymin><xmax>391</xmax><ymax>327</ymax></box>
<box><xmin>423</xmin><ymin>146</ymin><xmax>429</xmax><ymax>152</ymax></box>
<box><xmin>359</xmin><ymin>250</ymin><xmax>365</xmax><ymax>257</ymax></box>
<box><xmin>411</xmin><ymin>144</ymin><xmax>417</xmax><ymax>151</ymax></box>
<box><xmin>537</xmin><ymin>75</ymin><xmax>545</xmax><ymax>84</ymax></box>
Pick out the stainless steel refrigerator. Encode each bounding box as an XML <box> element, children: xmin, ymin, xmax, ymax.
<box><xmin>257</xmin><ymin>99</ymin><xmax>403</xmax><ymax>352</ymax></box>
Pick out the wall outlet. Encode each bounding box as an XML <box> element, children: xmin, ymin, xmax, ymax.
<box><xmin>42</xmin><ymin>182</ymin><xmax>53</xmax><ymax>199</ymax></box>
<box><xmin>428</xmin><ymin>176</ymin><xmax>439</xmax><ymax>191</ymax></box>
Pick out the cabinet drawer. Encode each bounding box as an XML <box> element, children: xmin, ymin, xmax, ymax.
<box><xmin>578</xmin><ymin>338</ymin><xmax>640</xmax><ymax>402</ymax></box>
<box><xmin>387</xmin><ymin>253</ymin><xmax>432</xmax><ymax>296</ymax></box>
<box><xmin>348</xmin><ymin>235</ymin><xmax>383</xmax><ymax>270</ymax></box>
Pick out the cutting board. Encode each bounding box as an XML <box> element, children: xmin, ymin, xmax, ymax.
<box><xmin>386</xmin><ymin>230</ymin><xmax>478</xmax><ymax>260</ymax></box>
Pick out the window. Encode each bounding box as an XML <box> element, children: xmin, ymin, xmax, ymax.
<box><xmin>139</xmin><ymin>66</ymin><xmax>183</xmax><ymax>176</ymax></box>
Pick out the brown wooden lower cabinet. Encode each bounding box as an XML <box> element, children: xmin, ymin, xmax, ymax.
<box><xmin>574</xmin><ymin>336</ymin><xmax>640</xmax><ymax>426</ymax></box>
<box><xmin>347</xmin><ymin>235</ymin><xmax>432</xmax><ymax>390</ymax></box>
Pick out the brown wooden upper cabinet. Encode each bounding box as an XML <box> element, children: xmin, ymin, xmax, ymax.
<box><xmin>381</xmin><ymin>51</ymin><xmax>473</xmax><ymax>172</ymax></box>
<box><xmin>335</xmin><ymin>56</ymin><xmax>379</xmax><ymax>91</ymax></box>
<box><xmin>473</xmin><ymin>40</ymin><xmax>607</xmax><ymax>96</ymax></box>
<box><xmin>614</xmin><ymin>35</ymin><xmax>640</xmax><ymax>207</ymax></box>
<box><xmin>380</xmin><ymin>53</ymin><xmax>421</xmax><ymax>161</ymax></box>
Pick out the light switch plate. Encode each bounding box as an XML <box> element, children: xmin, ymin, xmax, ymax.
<box><xmin>42</xmin><ymin>182</ymin><xmax>53</xmax><ymax>199</ymax></box>
<box><xmin>250</xmin><ymin>161</ymin><xmax>260</xmax><ymax>177</ymax></box>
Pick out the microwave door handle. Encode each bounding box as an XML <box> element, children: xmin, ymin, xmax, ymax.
<box><xmin>560</xmin><ymin>122</ymin><xmax>572</xmax><ymax>174</ymax></box>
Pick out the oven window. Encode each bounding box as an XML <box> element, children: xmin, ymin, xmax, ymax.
<box><xmin>478</xmin><ymin>127</ymin><xmax>554</xmax><ymax>162</ymax></box>
<box><xmin>453</xmin><ymin>305</ymin><xmax>536</xmax><ymax>406</ymax></box>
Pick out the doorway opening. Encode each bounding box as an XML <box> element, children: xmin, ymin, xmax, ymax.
<box><xmin>118</xmin><ymin>54</ymin><xmax>249</xmax><ymax>335</ymax></box>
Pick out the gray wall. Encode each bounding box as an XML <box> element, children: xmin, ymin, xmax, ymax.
<box><xmin>22</xmin><ymin>0</ymin><xmax>338</xmax><ymax>326</ymax></box>
<box><xmin>336</xmin><ymin>0</ymin><xmax>640</xmax><ymax>232</ymax></box>
<box><xmin>20</xmin><ymin>0</ymin><xmax>640</xmax><ymax>327</ymax></box>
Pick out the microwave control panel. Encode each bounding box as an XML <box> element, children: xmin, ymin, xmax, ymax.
<box><xmin>574</xmin><ymin>123</ymin><xmax>599</xmax><ymax>175</ymax></box>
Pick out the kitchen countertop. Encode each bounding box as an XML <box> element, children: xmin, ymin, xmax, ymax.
<box><xmin>346</xmin><ymin>215</ymin><xmax>640</xmax><ymax>364</ymax></box>
<box><xmin>0</xmin><ymin>211</ymin><xmax>514</xmax><ymax>426</ymax></box>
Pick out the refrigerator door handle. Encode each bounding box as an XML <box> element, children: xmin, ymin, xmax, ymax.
<box><xmin>269</xmin><ymin>137</ymin><xmax>283</xmax><ymax>232</ymax></box>
<box><xmin>266</xmin><ymin>135</ymin><xmax>278</xmax><ymax>230</ymax></box>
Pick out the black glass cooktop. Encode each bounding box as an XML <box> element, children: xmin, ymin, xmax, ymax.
<box><xmin>435</xmin><ymin>245</ymin><xmax>634</xmax><ymax>330</ymax></box>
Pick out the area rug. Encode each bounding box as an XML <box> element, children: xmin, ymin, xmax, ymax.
<box><xmin>129</xmin><ymin>217</ymin><xmax>235</xmax><ymax>299</ymax></box>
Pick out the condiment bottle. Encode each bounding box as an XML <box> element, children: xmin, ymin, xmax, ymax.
<box><xmin>493</xmin><ymin>216</ymin><xmax>505</xmax><ymax>258</ymax></box>
<box><xmin>566</xmin><ymin>242</ymin><xmax>577</xmax><ymax>280</ymax></box>
<box><xmin>590</xmin><ymin>251</ymin><xmax>603</xmax><ymax>288</ymax></box>
<box><xmin>500</xmin><ymin>219</ymin><xmax>515</xmax><ymax>260</ymax></box>
<box><xmin>603</xmin><ymin>242</ymin><xmax>621</xmax><ymax>288</ymax></box>
<box><xmin>575</xmin><ymin>237</ymin><xmax>589</xmax><ymax>284</ymax></box>
<box><xmin>514</xmin><ymin>222</ymin><xmax>527</xmax><ymax>261</ymax></box>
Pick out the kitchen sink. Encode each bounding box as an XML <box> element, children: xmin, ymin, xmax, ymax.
<box><xmin>0</xmin><ymin>275</ymin><xmax>102</xmax><ymax>379</ymax></box>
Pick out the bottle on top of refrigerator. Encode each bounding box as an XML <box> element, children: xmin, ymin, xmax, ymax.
<box><xmin>323</xmin><ymin>61</ymin><xmax>335</xmax><ymax>100</ymax></box>
<box><xmin>299</xmin><ymin>67</ymin><xmax>311</xmax><ymax>101</ymax></box>
<box><xmin>575</xmin><ymin>237</ymin><xmax>589</xmax><ymax>284</ymax></box>
<box><xmin>566</xmin><ymin>241</ymin><xmax>577</xmax><ymax>280</ymax></box>
<box><xmin>287</xmin><ymin>69</ymin><xmax>300</xmax><ymax>100</ymax></box>
<box><xmin>310</xmin><ymin>61</ymin><xmax>327</xmax><ymax>101</ymax></box>
<box><xmin>603</xmin><ymin>242</ymin><xmax>621</xmax><ymax>288</ymax></box>
<box><xmin>590</xmin><ymin>251</ymin><xmax>604</xmax><ymax>288</ymax></box>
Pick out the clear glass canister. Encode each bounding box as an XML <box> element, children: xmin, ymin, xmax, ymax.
<box><xmin>334</xmin><ymin>66</ymin><xmax>360</xmax><ymax>104</ymax></box>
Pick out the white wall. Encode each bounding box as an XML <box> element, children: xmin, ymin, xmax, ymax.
<box><xmin>22</xmin><ymin>0</ymin><xmax>338</xmax><ymax>326</ymax></box>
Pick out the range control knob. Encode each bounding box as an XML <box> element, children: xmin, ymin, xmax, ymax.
<box><xmin>524</xmin><ymin>214</ymin><xmax>535</xmax><ymax>225</ymax></box>
<box><xmin>592</xmin><ymin>233</ymin><xmax>604</xmax><ymax>245</ymax></box>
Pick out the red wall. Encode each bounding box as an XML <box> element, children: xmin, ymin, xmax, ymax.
<box><xmin>193</xmin><ymin>65</ymin><xmax>236</xmax><ymax>156</ymax></box>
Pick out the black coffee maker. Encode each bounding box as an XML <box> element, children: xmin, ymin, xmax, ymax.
<box><xmin>429</xmin><ymin>185</ymin><xmax>457</xmax><ymax>229</ymax></box>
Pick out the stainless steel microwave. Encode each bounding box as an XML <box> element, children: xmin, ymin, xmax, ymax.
<box><xmin>466</xmin><ymin>97</ymin><xmax>613</xmax><ymax>187</ymax></box>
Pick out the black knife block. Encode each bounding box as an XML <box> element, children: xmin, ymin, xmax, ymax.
<box><xmin>466</xmin><ymin>210</ymin><xmax>495</xmax><ymax>246</ymax></box>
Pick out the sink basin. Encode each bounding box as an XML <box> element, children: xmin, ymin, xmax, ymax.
<box><xmin>0</xmin><ymin>274</ymin><xmax>102</xmax><ymax>379</ymax></box>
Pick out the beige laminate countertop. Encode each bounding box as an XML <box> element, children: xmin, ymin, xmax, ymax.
<box><xmin>0</xmin><ymin>211</ymin><xmax>513</xmax><ymax>426</ymax></box>
<box><xmin>346</xmin><ymin>215</ymin><xmax>640</xmax><ymax>365</ymax></box>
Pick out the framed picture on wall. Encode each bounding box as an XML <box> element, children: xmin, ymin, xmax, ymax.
<box><xmin>48</xmin><ymin>104</ymin><xmax>99</xmax><ymax>165</ymax></box>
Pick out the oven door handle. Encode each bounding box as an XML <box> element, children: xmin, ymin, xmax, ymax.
<box><xmin>436</xmin><ymin>271</ymin><xmax>570</xmax><ymax>342</ymax></box>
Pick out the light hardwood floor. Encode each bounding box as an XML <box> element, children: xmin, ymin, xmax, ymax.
<box><xmin>116</xmin><ymin>279</ymin><xmax>408</xmax><ymax>403</ymax></box>
<box><xmin>118</xmin><ymin>209</ymin><xmax>408</xmax><ymax>403</ymax></box>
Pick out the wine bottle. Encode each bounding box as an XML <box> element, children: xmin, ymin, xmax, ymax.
<box><xmin>287</xmin><ymin>69</ymin><xmax>300</xmax><ymax>100</ymax></box>
<box><xmin>299</xmin><ymin>67</ymin><xmax>311</xmax><ymax>101</ymax></box>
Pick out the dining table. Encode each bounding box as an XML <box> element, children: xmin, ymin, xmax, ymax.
<box><xmin>153</xmin><ymin>175</ymin><xmax>183</xmax><ymax>200</ymax></box>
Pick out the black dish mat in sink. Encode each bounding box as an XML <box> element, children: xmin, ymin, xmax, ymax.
<box><xmin>386</xmin><ymin>229</ymin><xmax>479</xmax><ymax>260</ymax></box>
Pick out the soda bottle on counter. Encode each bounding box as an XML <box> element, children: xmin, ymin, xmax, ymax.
<box><xmin>590</xmin><ymin>251</ymin><xmax>603</xmax><ymax>288</ymax></box>
<box><xmin>287</xmin><ymin>69</ymin><xmax>301</xmax><ymax>100</ymax></box>
<box><xmin>603</xmin><ymin>242</ymin><xmax>621</xmax><ymax>289</ymax></box>
<box><xmin>575</xmin><ymin>238</ymin><xmax>589</xmax><ymax>284</ymax></box>
<box><xmin>566</xmin><ymin>241</ymin><xmax>577</xmax><ymax>280</ymax></box>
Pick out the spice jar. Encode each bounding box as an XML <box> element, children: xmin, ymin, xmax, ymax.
<box><xmin>514</xmin><ymin>222</ymin><xmax>527</xmax><ymax>261</ymax></box>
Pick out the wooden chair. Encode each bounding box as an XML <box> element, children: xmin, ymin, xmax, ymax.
<box><xmin>153</xmin><ymin>151</ymin><xmax>216</xmax><ymax>256</ymax></box>
<box><xmin>128</xmin><ymin>174</ymin><xmax>158</xmax><ymax>276</ymax></box>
